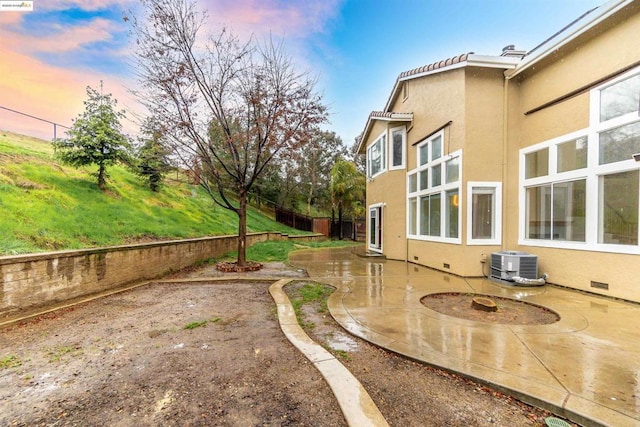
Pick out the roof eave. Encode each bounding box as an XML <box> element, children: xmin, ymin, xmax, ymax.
<box><xmin>384</xmin><ymin>55</ymin><xmax>519</xmax><ymax>111</ymax></box>
<box><xmin>357</xmin><ymin>113</ymin><xmax>414</xmax><ymax>154</ymax></box>
<box><xmin>506</xmin><ymin>0</ymin><xmax>633</xmax><ymax>79</ymax></box>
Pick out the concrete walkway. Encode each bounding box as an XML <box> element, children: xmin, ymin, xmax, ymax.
<box><xmin>269</xmin><ymin>279</ymin><xmax>389</xmax><ymax>427</ymax></box>
<box><xmin>289</xmin><ymin>247</ymin><xmax>640</xmax><ymax>427</ymax></box>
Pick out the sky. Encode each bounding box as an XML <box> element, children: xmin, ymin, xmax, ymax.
<box><xmin>0</xmin><ymin>0</ymin><xmax>606</xmax><ymax>147</ymax></box>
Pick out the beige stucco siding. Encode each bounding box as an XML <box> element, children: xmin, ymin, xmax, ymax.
<box><xmin>401</xmin><ymin>69</ymin><xmax>466</xmax><ymax>168</ymax></box>
<box><xmin>457</xmin><ymin>67</ymin><xmax>508</xmax><ymax>274</ymax></box>
<box><xmin>364</xmin><ymin>120</ymin><xmax>407</xmax><ymax>259</ymax></box>
<box><xmin>393</xmin><ymin>69</ymin><xmax>467</xmax><ymax>265</ymax></box>
<box><xmin>361</xmin><ymin>2</ymin><xmax>640</xmax><ymax>301</ymax></box>
<box><xmin>504</xmin><ymin>6</ymin><xmax>640</xmax><ymax>302</ymax></box>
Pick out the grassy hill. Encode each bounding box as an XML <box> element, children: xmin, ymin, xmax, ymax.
<box><xmin>0</xmin><ymin>130</ymin><xmax>301</xmax><ymax>255</ymax></box>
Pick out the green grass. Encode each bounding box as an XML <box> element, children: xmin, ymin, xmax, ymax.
<box><xmin>0</xmin><ymin>130</ymin><xmax>303</xmax><ymax>255</ymax></box>
<box><xmin>183</xmin><ymin>318</ymin><xmax>221</xmax><ymax>329</ymax></box>
<box><xmin>184</xmin><ymin>320</ymin><xmax>208</xmax><ymax>330</ymax></box>
<box><xmin>218</xmin><ymin>239</ymin><xmax>360</xmax><ymax>263</ymax></box>
<box><xmin>288</xmin><ymin>282</ymin><xmax>334</xmax><ymax>330</ymax></box>
<box><xmin>0</xmin><ymin>354</ymin><xmax>22</xmax><ymax>369</ymax></box>
<box><xmin>44</xmin><ymin>344</ymin><xmax>83</xmax><ymax>363</ymax></box>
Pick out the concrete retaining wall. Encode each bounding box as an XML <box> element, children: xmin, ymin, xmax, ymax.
<box><xmin>0</xmin><ymin>232</ymin><xmax>324</xmax><ymax>321</ymax></box>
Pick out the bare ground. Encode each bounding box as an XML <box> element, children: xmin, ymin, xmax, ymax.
<box><xmin>0</xmin><ymin>262</ymin><xmax>575</xmax><ymax>426</ymax></box>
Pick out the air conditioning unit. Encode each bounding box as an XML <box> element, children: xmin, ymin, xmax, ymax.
<box><xmin>490</xmin><ymin>251</ymin><xmax>538</xmax><ymax>281</ymax></box>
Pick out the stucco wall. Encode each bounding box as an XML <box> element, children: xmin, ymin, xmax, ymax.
<box><xmin>380</xmin><ymin>69</ymin><xmax>467</xmax><ymax>262</ymax></box>
<box><xmin>0</xmin><ymin>232</ymin><xmax>324</xmax><ymax>321</ymax></box>
<box><xmin>404</xmin><ymin>67</ymin><xmax>506</xmax><ymax>275</ymax></box>
<box><xmin>364</xmin><ymin>117</ymin><xmax>408</xmax><ymax>259</ymax></box>
<box><xmin>503</xmin><ymin>4</ymin><xmax>640</xmax><ymax>302</ymax></box>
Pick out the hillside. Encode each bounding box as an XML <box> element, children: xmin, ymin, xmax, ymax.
<box><xmin>0</xmin><ymin>130</ymin><xmax>300</xmax><ymax>255</ymax></box>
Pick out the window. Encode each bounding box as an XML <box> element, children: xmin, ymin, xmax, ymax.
<box><xmin>467</xmin><ymin>182</ymin><xmax>502</xmax><ymax>245</ymax></box>
<box><xmin>598</xmin><ymin>121</ymin><xmax>640</xmax><ymax>165</ymax></box>
<box><xmin>445</xmin><ymin>157</ymin><xmax>459</xmax><ymax>184</ymax></box>
<box><xmin>600</xmin><ymin>73</ymin><xmax>640</xmax><ymax>122</ymax></box>
<box><xmin>520</xmin><ymin>66</ymin><xmax>640</xmax><ymax>254</ymax></box>
<box><xmin>557</xmin><ymin>137</ymin><xmax>587</xmax><ymax>172</ymax></box>
<box><xmin>599</xmin><ymin>170</ymin><xmax>638</xmax><ymax>245</ymax></box>
<box><xmin>525</xmin><ymin>180</ymin><xmax>586</xmax><ymax>241</ymax></box>
<box><xmin>445</xmin><ymin>189</ymin><xmax>459</xmax><ymax>238</ymax></box>
<box><xmin>367</xmin><ymin>132</ymin><xmax>386</xmax><ymax>178</ymax></box>
<box><xmin>407</xmin><ymin>130</ymin><xmax>461</xmax><ymax>243</ymax></box>
<box><xmin>525</xmin><ymin>148</ymin><xmax>549</xmax><ymax>178</ymax></box>
<box><xmin>390</xmin><ymin>126</ymin><xmax>406</xmax><ymax>170</ymax></box>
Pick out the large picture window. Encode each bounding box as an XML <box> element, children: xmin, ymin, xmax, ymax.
<box><xmin>408</xmin><ymin>130</ymin><xmax>461</xmax><ymax>243</ymax></box>
<box><xmin>520</xmin><ymin>66</ymin><xmax>640</xmax><ymax>254</ymax></box>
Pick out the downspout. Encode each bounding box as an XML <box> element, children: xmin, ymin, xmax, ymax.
<box><xmin>501</xmin><ymin>76</ymin><xmax>509</xmax><ymax>251</ymax></box>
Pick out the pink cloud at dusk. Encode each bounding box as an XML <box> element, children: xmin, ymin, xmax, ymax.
<box><xmin>10</xmin><ymin>18</ymin><xmax>118</xmax><ymax>54</ymax></box>
<box><xmin>0</xmin><ymin>0</ymin><xmax>341</xmax><ymax>141</ymax></box>
<box><xmin>203</xmin><ymin>0</ymin><xmax>342</xmax><ymax>40</ymax></box>
<box><xmin>0</xmin><ymin>43</ymin><xmax>138</xmax><ymax>140</ymax></box>
<box><xmin>0</xmin><ymin>6</ymin><xmax>137</xmax><ymax>140</ymax></box>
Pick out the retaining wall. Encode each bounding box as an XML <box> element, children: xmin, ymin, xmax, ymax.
<box><xmin>0</xmin><ymin>232</ymin><xmax>324</xmax><ymax>321</ymax></box>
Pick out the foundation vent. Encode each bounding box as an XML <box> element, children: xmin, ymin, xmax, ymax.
<box><xmin>590</xmin><ymin>281</ymin><xmax>609</xmax><ymax>290</ymax></box>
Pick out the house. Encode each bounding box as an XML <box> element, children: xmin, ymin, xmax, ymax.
<box><xmin>357</xmin><ymin>0</ymin><xmax>640</xmax><ymax>303</ymax></box>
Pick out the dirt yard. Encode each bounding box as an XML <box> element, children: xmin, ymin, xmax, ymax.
<box><xmin>0</xmin><ymin>262</ymin><xmax>570</xmax><ymax>426</ymax></box>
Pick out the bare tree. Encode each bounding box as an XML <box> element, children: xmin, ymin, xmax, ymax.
<box><xmin>131</xmin><ymin>0</ymin><xmax>327</xmax><ymax>267</ymax></box>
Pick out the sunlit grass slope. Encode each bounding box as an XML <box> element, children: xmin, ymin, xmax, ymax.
<box><xmin>0</xmin><ymin>130</ymin><xmax>300</xmax><ymax>255</ymax></box>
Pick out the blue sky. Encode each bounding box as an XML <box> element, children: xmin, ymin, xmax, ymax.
<box><xmin>0</xmin><ymin>0</ymin><xmax>604</xmax><ymax>145</ymax></box>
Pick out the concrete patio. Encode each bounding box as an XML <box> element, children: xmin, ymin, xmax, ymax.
<box><xmin>289</xmin><ymin>247</ymin><xmax>640</xmax><ymax>427</ymax></box>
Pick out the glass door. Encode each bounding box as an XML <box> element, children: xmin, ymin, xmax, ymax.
<box><xmin>369</xmin><ymin>206</ymin><xmax>383</xmax><ymax>252</ymax></box>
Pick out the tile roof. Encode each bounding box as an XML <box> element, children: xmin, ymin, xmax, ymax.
<box><xmin>398</xmin><ymin>53</ymin><xmax>474</xmax><ymax>80</ymax></box>
<box><xmin>368</xmin><ymin>111</ymin><xmax>413</xmax><ymax>120</ymax></box>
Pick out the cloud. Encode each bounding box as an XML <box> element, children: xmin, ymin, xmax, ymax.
<box><xmin>0</xmin><ymin>44</ymin><xmax>139</xmax><ymax>140</ymax></box>
<box><xmin>0</xmin><ymin>0</ymin><xmax>344</xmax><ymax>141</ymax></box>
<box><xmin>35</xmin><ymin>0</ymin><xmax>135</xmax><ymax>12</ymax></box>
<box><xmin>0</xmin><ymin>17</ymin><xmax>119</xmax><ymax>54</ymax></box>
<box><xmin>203</xmin><ymin>0</ymin><xmax>342</xmax><ymax>39</ymax></box>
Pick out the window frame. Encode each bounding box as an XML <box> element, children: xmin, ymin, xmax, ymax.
<box><xmin>407</xmin><ymin>130</ymin><xmax>462</xmax><ymax>244</ymax></box>
<box><xmin>519</xmin><ymin>66</ymin><xmax>640</xmax><ymax>254</ymax></box>
<box><xmin>366</xmin><ymin>131</ymin><xmax>387</xmax><ymax>179</ymax></box>
<box><xmin>389</xmin><ymin>126</ymin><xmax>407</xmax><ymax>170</ymax></box>
<box><xmin>467</xmin><ymin>182</ymin><xmax>502</xmax><ymax>245</ymax></box>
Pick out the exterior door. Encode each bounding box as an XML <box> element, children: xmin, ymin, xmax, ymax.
<box><xmin>369</xmin><ymin>205</ymin><xmax>383</xmax><ymax>252</ymax></box>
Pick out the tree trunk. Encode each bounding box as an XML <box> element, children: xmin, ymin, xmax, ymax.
<box><xmin>338</xmin><ymin>203</ymin><xmax>343</xmax><ymax>240</ymax></box>
<box><xmin>98</xmin><ymin>162</ymin><xmax>106</xmax><ymax>190</ymax></box>
<box><xmin>237</xmin><ymin>190</ymin><xmax>248</xmax><ymax>267</ymax></box>
<box><xmin>306</xmin><ymin>183</ymin><xmax>313</xmax><ymax>216</ymax></box>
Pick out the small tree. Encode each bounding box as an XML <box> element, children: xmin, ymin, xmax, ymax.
<box><xmin>132</xmin><ymin>0</ymin><xmax>327</xmax><ymax>268</ymax></box>
<box><xmin>53</xmin><ymin>82</ymin><xmax>130</xmax><ymax>190</ymax></box>
<box><xmin>330</xmin><ymin>160</ymin><xmax>365</xmax><ymax>240</ymax></box>
<box><xmin>134</xmin><ymin>117</ymin><xmax>173</xmax><ymax>192</ymax></box>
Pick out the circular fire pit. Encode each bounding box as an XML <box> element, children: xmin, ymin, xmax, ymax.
<box><xmin>421</xmin><ymin>292</ymin><xmax>560</xmax><ymax>325</ymax></box>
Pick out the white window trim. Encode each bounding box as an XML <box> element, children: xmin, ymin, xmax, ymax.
<box><xmin>407</xmin><ymin>132</ymin><xmax>462</xmax><ymax>244</ymax></box>
<box><xmin>518</xmin><ymin>66</ymin><xmax>640</xmax><ymax>255</ymax></box>
<box><xmin>366</xmin><ymin>131</ymin><xmax>387</xmax><ymax>179</ymax></box>
<box><xmin>467</xmin><ymin>181</ymin><xmax>502</xmax><ymax>245</ymax></box>
<box><xmin>389</xmin><ymin>126</ymin><xmax>406</xmax><ymax>170</ymax></box>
